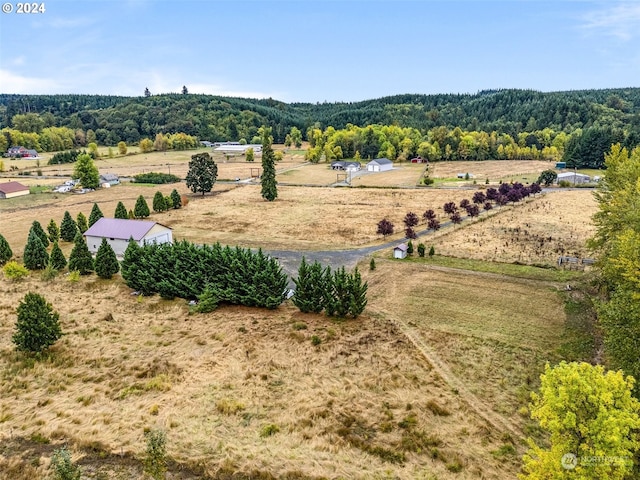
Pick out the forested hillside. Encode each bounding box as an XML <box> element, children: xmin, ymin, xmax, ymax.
<box><xmin>1</xmin><ymin>89</ymin><xmax>639</xmax><ymax>168</ymax></box>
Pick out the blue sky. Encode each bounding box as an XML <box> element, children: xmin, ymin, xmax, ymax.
<box><xmin>1</xmin><ymin>0</ymin><xmax>639</xmax><ymax>102</ymax></box>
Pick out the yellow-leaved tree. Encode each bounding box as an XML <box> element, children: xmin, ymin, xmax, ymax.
<box><xmin>521</xmin><ymin>362</ymin><xmax>640</xmax><ymax>479</ymax></box>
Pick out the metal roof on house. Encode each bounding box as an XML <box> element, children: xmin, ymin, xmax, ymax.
<box><xmin>0</xmin><ymin>181</ymin><xmax>29</xmax><ymax>194</ymax></box>
<box><xmin>100</xmin><ymin>173</ymin><xmax>119</xmax><ymax>181</ymax></box>
<box><xmin>84</xmin><ymin>218</ymin><xmax>170</xmax><ymax>241</ymax></box>
<box><xmin>368</xmin><ymin>158</ymin><xmax>392</xmax><ymax>165</ymax></box>
<box><xmin>394</xmin><ymin>244</ymin><xmax>408</xmax><ymax>252</ymax></box>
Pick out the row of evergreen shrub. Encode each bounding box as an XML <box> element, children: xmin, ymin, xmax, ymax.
<box><xmin>133</xmin><ymin>172</ymin><xmax>181</xmax><ymax>184</ymax></box>
<box><xmin>121</xmin><ymin>240</ymin><xmax>288</xmax><ymax>309</ymax></box>
<box><xmin>47</xmin><ymin>149</ymin><xmax>94</xmax><ymax>165</ymax></box>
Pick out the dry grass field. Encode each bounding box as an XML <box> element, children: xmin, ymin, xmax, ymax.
<box><xmin>0</xmin><ymin>155</ymin><xmax>598</xmax><ymax>478</ymax></box>
<box><xmin>431</xmin><ymin>190</ymin><xmax>598</xmax><ymax>265</ymax></box>
<box><xmin>429</xmin><ymin>160</ymin><xmax>554</xmax><ymax>184</ymax></box>
<box><xmin>0</xmin><ymin>272</ymin><xmax>536</xmax><ymax>479</ymax></box>
<box><xmin>0</xmin><ymin>185</ymin><xmax>477</xmax><ymax>254</ymax></box>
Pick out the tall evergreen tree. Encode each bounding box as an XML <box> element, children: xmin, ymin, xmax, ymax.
<box><xmin>88</xmin><ymin>203</ymin><xmax>104</xmax><ymax>227</ymax></box>
<box><xmin>49</xmin><ymin>241</ymin><xmax>67</xmax><ymax>270</ymax></box>
<box><xmin>260</xmin><ymin>126</ymin><xmax>278</xmax><ymax>201</ymax></box>
<box><xmin>95</xmin><ymin>238</ymin><xmax>120</xmax><ymax>279</ymax></box>
<box><xmin>121</xmin><ymin>238</ymin><xmax>143</xmax><ymax>291</ymax></box>
<box><xmin>114</xmin><ymin>201</ymin><xmax>128</xmax><ymax>219</ymax></box>
<box><xmin>13</xmin><ymin>292</ymin><xmax>62</xmax><ymax>353</ymax></box>
<box><xmin>47</xmin><ymin>219</ymin><xmax>60</xmax><ymax>243</ymax></box>
<box><xmin>134</xmin><ymin>195</ymin><xmax>150</xmax><ymax>218</ymax></box>
<box><xmin>348</xmin><ymin>267</ymin><xmax>368</xmax><ymax>318</ymax></box>
<box><xmin>60</xmin><ymin>211</ymin><xmax>78</xmax><ymax>242</ymax></box>
<box><xmin>292</xmin><ymin>258</ymin><xmax>327</xmax><ymax>314</ymax></box>
<box><xmin>68</xmin><ymin>233</ymin><xmax>94</xmax><ymax>275</ymax></box>
<box><xmin>0</xmin><ymin>233</ymin><xmax>13</xmax><ymax>265</ymax></box>
<box><xmin>170</xmin><ymin>189</ymin><xmax>182</xmax><ymax>209</ymax></box>
<box><xmin>23</xmin><ymin>230</ymin><xmax>49</xmax><ymax>270</ymax></box>
<box><xmin>76</xmin><ymin>212</ymin><xmax>89</xmax><ymax>233</ymax></box>
<box><xmin>153</xmin><ymin>191</ymin><xmax>167</xmax><ymax>212</ymax></box>
<box><xmin>30</xmin><ymin>220</ymin><xmax>49</xmax><ymax>248</ymax></box>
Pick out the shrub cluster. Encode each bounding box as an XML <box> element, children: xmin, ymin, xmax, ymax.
<box><xmin>47</xmin><ymin>149</ymin><xmax>94</xmax><ymax>165</ymax></box>
<box><xmin>121</xmin><ymin>240</ymin><xmax>288</xmax><ymax>309</ymax></box>
<box><xmin>293</xmin><ymin>258</ymin><xmax>367</xmax><ymax>318</ymax></box>
<box><xmin>133</xmin><ymin>172</ymin><xmax>181</xmax><ymax>184</ymax></box>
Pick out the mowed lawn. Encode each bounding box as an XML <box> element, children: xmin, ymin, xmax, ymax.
<box><xmin>366</xmin><ymin>258</ymin><xmax>568</xmax><ymax>422</ymax></box>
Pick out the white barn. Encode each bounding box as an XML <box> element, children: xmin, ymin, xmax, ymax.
<box><xmin>84</xmin><ymin>218</ymin><xmax>173</xmax><ymax>256</ymax></box>
<box><xmin>366</xmin><ymin>158</ymin><xmax>393</xmax><ymax>172</ymax></box>
<box><xmin>557</xmin><ymin>172</ymin><xmax>591</xmax><ymax>185</ymax></box>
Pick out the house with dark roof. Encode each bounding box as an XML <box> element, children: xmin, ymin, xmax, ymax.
<box><xmin>0</xmin><ymin>181</ymin><xmax>29</xmax><ymax>199</ymax></box>
<box><xmin>366</xmin><ymin>158</ymin><xmax>393</xmax><ymax>172</ymax></box>
<box><xmin>331</xmin><ymin>161</ymin><xmax>361</xmax><ymax>171</ymax></box>
<box><xmin>83</xmin><ymin>218</ymin><xmax>173</xmax><ymax>255</ymax></box>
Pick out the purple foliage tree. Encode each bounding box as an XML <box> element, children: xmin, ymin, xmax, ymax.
<box><xmin>485</xmin><ymin>188</ymin><xmax>499</xmax><ymax>201</ymax></box>
<box><xmin>403</xmin><ymin>212</ymin><xmax>419</xmax><ymax>228</ymax></box>
<box><xmin>472</xmin><ymin>191</ymin><xmax>486</xmax><ymax>204</ymax></box>
<box><xmin>450</xmin><ymin>212</ymin><xmax>463</xmax><ymax>224</ymax></box>
<box><xmin>496</xmin><ymin>194</ymin><xmax>509</xmax><ymax>206</ymax></box>
<box><xmin>423</xmin><ymin>209</ymin><xmax>436</xmax><ymax>221</ymax></box>
<box><xmin>483</xmin><ymin>201</ymin><xmax>493</xmax><ymax>211</ymax></box>
<box><xmin>466</xmin><ymin>204</ymin><xmax>480</xmax><ymax>217</ymax></box>
<box><xmin>377</xmin><ymin>218</ymin><xmax>394</xmax><ymax>238</ymax></box>
<box><xmin>530</xmin><ymin>183</ymin><xmax>542</xmax><ymax>195</ymax></box>
<box><xmin>405</xmin><ymin>227</ymin><xmax>418</xmax><ymax>239</ymax></box>
<box><xmin>459</xmin><ymin>199</ymin><xmax>470</xmax><ymax>210</ymax></box>
<box><xmin>443</xmin><ymin>202</ymin><xmax>457</xmax><ymax>215</ymax></box>
<box><xmin>498</xmin><ymin>183</ymin><xmax>511</xmax><ymax>195</ymax></box>
<box><xmin>507</xmin><ymin>189</ymin><xmax>522</xmax><ymax>203</ymax></box>
<box><xmin>428</xmin><ymin>218</ymin><xmax>441</xmax><ymax>231</ymax></box>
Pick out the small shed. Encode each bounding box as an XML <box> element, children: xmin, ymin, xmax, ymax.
<box><xmin>557</xmin><ymin>172</ymin><xmax>590</xmax><ymax>184</ymax></box>
<box><xmin>555</xmin><ymin>162</ymin><xmax>567</xmax><ymax>169</ymax></box>
<box><xmin>84</xmin><ymin>218</ymin><xmax>173</xmax><ymax>256</ymax></box>
<box><xmin>393</xmin><ymin>244</ymin><xmax>408</xmax><ymax>259</ymax></box>
<box><xmin>0</xmin><ymin>181</ymin><xmax>29</xmax><ymax>199</ymax></box>
<box><xmin>99</xmin><ymin>173</ymin><xmax>120</xmax><ymax>186</ymax></box>
<box><xmin>367</xmin><ymin>158</ymin><xmax>393</xmax><ymax>172</ymax></box>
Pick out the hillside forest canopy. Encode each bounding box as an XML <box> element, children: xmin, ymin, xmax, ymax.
<box><xmin>1</xmin><ymin>88</ymin><xmax>640</xmax><ymax>169</ymax></box>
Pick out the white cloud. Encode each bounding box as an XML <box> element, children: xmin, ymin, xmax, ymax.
<box><xmin>0</xmin><ymin>69</ymin><xmax>59</xmax><ymax>93</ymax></box>
<box><xmin>580</xmin><ymin>2</ymin><xmax>640</xmax><ymax>41</ymax></box>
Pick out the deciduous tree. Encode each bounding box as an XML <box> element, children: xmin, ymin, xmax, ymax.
<box><xmin>521</xmin><ymin>362</ymin><xmax>640</xmax><ymax>480</ymax></box>
<box><xmin>376</xmin><ymin>218</ymin><xmax>394</xmax><ymax>238</ymax></box>
<box><xmin>72</xmin><ymin>153</ymin><xmax>100</xmax><ymax>189</ymax></box>
<box><xmin>403</xmin><ymin>212</ymin><xmax>419</xmax><ymax>228</ymax></box>
<box><xmin>186</xmin><ymin>152</ymin><xmax>218</xmax><ymax>195</ymax></box>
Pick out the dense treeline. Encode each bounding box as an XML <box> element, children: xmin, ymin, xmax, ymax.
<box><xmin>1</xmin><ymin>89</ymin><xmax>639</xmax><ymax>147</ymax></box>
<box><xmin>590</xmin><ymin>144</ymin><xmax>640</xmax><ymax>396</ymax></box>
<box><xmin>120</xmin><ymin>240</ymin><xmax>288</xmax><ymax>309</ymax></box>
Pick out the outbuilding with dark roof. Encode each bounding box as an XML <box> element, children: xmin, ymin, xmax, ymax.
<box><xmin>83</xmin><ymin>218</ymin><xmax>173</xmax><ymax>255</ymax></box>
<box><xmin>0</xmin><ymin>181</ymin><xmax>29</xmax><ymax>199</ymax></box>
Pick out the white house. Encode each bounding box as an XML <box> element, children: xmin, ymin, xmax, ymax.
<box><xmin>331</xmin><ymin>161</ymin><xmax>361</xmax><ymax>171</ymax></box>
<box><xmin>83</xmin><ymin>218</ymin><xmax>173</xmax><ymax>256</ymax></box>
<box><xmin>99</xmin><ymin>173</ymin><xmax>120</xmax><ymax>187</ymax></box>
<box><xmin>557</xmin><ymin>172</ymin><xmax>591</xmax><ymax>185</ymax></box>
<box><xmin>214</xmin><ymin>144</ymin><xmax>262</xmax><ymax>154</ymax></box>
<box><xmin>366</xmin><ymin>158</ymin><xmax>393</xmax><ymax>172</ymax></box>
<box><xmin>393</xmin><ymin>244</ymin><xmax>408</xmax><ymax>259</ymax></box>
